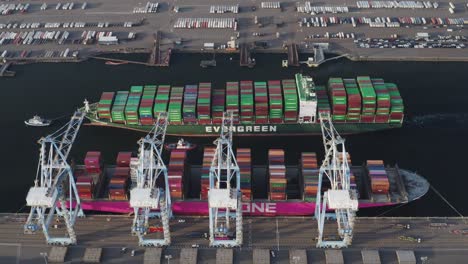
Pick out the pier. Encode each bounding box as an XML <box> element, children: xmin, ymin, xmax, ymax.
<box><xmin>1</xmin><ymin>214</ymin><xmax>468</xmax><ymax>263</ymax></box>
<box><xmin>0</xmin><ymin>62</ymin><xmax>15</xmax><ymax>77</ymax></box>
<box><xmin>148</xmin><ymin>31</ymin><xmax>171</xmax><ymax>67</ymax></box>
<box><xmin>239</xmin><ymin>43</ymin><xmax>255</xmax><ymax>68</ymax></box>
<box><xmin>286</xmin><ymin>43</ymin><xmax>299</xmax><ymax>67</ymax></box>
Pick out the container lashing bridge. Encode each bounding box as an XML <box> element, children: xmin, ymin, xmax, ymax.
<box><xmin>129</xmin><ymin>112</ymin><xmax>172</xmax><ymax>247</ymax></box>
<box><xmin>24</xmin><ymin>110</ymin><xmax>85</xmax><ymax>246</ymax></box>
<box><xmin>315</xmin><ymin>112</ymin><xmax>359</xmax><ymax>248</ymax></box>
<box><xmin>208</xmin><ymin>111</ymin><xmax>243</xmax><ymax>247</ymax></box>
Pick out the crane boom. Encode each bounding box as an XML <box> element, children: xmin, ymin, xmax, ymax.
<box><xmin>208</xmin><ymin>111</ymin><xmax>243</xmax><ymax>247</ymax></box>
<box><xmin>129</xmin><ymin>112</ymin><xmax>171</xmax><ymax>247</ymax></box>
<box><xmin>24</xmin><ymin>110</ymin><xmax>85</xmax><ymax>246</ymax></box>
<box><xmin>315</xmin><ymin>112</ymin><xmax>358</xmax><ymax>248</ymax></box>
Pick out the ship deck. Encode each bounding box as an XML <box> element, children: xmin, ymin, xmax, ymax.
<box><xmin>1</xmin><ymin>214</ymin><xmax>468</xmax><ymax>263</ymax></box>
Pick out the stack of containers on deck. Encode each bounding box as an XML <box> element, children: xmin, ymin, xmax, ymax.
<box><xmin>282</xmin><ymin>79</ymin><xmax>299</xmax><ymax>123</ymax></box>
<box><xmin>77</xmin><ymin>151</ymin><xmax>102</xmax><ymax>199</ymax></box>
<box><xmin>111</xmin><ymin>91</ymin><xmax>129</xmax><ymax>124</ymax></box>
<box><xmin>226</xmin><ymin>82</ymin><xmax>239</xmax><ymax>123</ymax></box>
<box><xmin>237</xmin><ymin>148</ymin><xmax>252</xmax><ymax>201</ymax></box>
<box><xmin>197</xmin><ymin>83</ymin><xmax>212</xmax><ymax>124</ymax></box>
<box><xmin>139</xmin><ymin>85</ymin><xmax>157</xmax><ymax>125</ymax></box>
<box><xmin>268</xmin><ymin>149</ymin><xmax>287</xmax><ymax>200</ymax></box>
<box><xmin>328</xmin><ymin>78</ymin><xmax>347</xmax><ymax>122</ymax></box>
<box><xmin>367</xmin><ymin>160</ymin><xmax>389</xmax><ymax>194</ymax></box>
<box><xmin>109</xmin><ymin>152</ymin><xmax>131</xmax><ymax>200</ymax></box>
<box><xmin>153</xmin><ymin>85</ymin><xmax>171</xmax><ymax>117</ymax></box>
<box><xmin>167</xmin><ymin>149</ymin><xmax>187</xmax><ymax>200</ymax></box>
<box><xmin>212</xmin><ymin>89</ymin><xmax>225</xmax><ymax>124</ymax></box>
<box><xmin>371</xmin><ymin>78</ymin><xmax>391</xmax><ymax>123</ymax></box>
<box><xmin>315</xmin><ymin>85</ymin><xmax>331</xmax><ymax>117</ymax></box>
<box><xmin>267</xmin><ymin>80</ymin><xmax>283</xmax><ymax>123</ymax></box>
<box><xmin>240</xmin><ymin>81</ymin><xmax>254</xmax><ymax>124</ymax></box>
<box><xmin>125</xmin><ymin>86</ymin><xmax>142</xmax><ymax>125</ymax></box>
<box><xmin>386</xmin><ymin>83</ymin><xmax>404</xmax><ymax>123</ymax></box>
<box><xmin>168</xmin><ymin>86</ymin><xmax>184</xmax><ymax>124</ymax></box>
<box><xmin>254</xmin><ymin>81</ymin><xmax>269</xmax><ymax>124</ymax></box>
<box><xmin>357</xmin><ymin>76</ymin><xmax>376</xmax><ymax>122</ymax></box>
<box><xmin>200</xmin><ymin>147</ymin><xmax>215</xmax><ymax>200</ymax></box>
<box><xmin>183</xmin><ymin>84</ymin><xmax>198</xmax><ymax>124</ymax></box>
<box><xmin>343</xmin><ymin>79</ymin><xmax>362</xmax><ymax>122</ymax></box>
<box><xmin>97</xmin><ymin>92</ymin><xmax>114</xmax><ymax>120</ymax></box>
<box><xmin>301</xmin><ymin>152</ymin><xmax>319</xmax><ymax>201</ymax></box>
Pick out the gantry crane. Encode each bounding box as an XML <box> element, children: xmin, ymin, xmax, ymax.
<box><xmin>315</xmin><ymin>111</ymin><xmax>358</xmax><ymax>248</ymax></box>
<box><xmin>129</xmin><ymin>112</ymin><xmax>171</xmax><ymax>247</ymax></box>
<box><xmin>24</xmin><ymin>110</ymin><xmax>85</xmax><ymax>246</ymax></box>
<box><xmin>208</xmin><ymin>111</ymin><xmax>243</xmax><ymax>247</ymax></box>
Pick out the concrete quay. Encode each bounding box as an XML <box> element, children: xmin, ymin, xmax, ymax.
<box><xmin>0</xmin><ymin>0</ymin><xmax>467</xmax><ymax>63</ymax></box>
<box><xmin>1</xmin><ymin>214</ymin><xmax>468</xmax><ymax>263</ymax></box>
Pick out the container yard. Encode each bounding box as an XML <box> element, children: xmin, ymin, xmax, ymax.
<box><xmin>86</xmin><ymin>73</ymin><xmax>404</xmax><ymax>136</ymax></box>
<box><xmin>0</xmin><ymin>0</ymin><xmax>467</xmax><ymax>63</ymax></box>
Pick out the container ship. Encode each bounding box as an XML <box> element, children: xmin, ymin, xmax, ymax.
<box><xmin>84</xmin><ymin>74</ymin><xmax>404</xmax><ymax>136</ymax></box>
<box><xmin>73</xmin><ymin>148</ymin><xmax>428</xmax><ymax>216</ymax></box>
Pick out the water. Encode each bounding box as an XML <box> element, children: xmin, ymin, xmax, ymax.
<box><xmin>1</xmin><ymin>53</ymin><xmax>468</xmax><ymax>217</ymax></box>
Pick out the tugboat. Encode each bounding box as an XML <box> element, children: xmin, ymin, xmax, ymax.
<box><xmin>24</xmin><ymin>115</ymin><xmax>51</xmax><ymax>127</ymax></box>
<box><xmin>164</xmin><ymin>138</ymin><xmax>197</xmax><ymax>151</ymax></box>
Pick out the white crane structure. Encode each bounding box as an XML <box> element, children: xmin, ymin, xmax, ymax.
<box><xmin>24</xmin><ymin>110</ymin><xmax>85</xmax><ymax>246</ymax></box>
<box><xmin>129</xmin><ymin>112</ymin><xmax>172</xmax><ymax>247</ymax></box>
<box><xmin>315</xmin><ymin>112</ymin><xmax>358</xmax><ymax>248</ymax></box>
<box><xmin>208</xmin><ymin>111</ymin><xmax>243</xmax><ymax>247</ymax></box>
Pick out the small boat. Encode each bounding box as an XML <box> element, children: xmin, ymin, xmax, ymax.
<box><xmin>105</xmin><ymin>61</ymin><xmax>129</xmax><ymax>66</ymax></box>
<box><xmin>24</xmin><ymin>115</ymin><xmax>51</xmax><ymax>127</ymax></box>
<box><xmin>165</xmin><ymin>138</ymin><xmax>197</xmax><ymax>151</ymax></box>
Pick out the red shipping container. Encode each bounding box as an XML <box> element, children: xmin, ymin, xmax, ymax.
<box><xmin>116</xmin><ymin>152</ymin><xmax>132</xmax><ymax>167</ymax></box>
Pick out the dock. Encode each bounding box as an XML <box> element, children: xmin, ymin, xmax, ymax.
<box><xmin>0</xmin><ymin>62</ymin><xmax>15</xmax><ymax>77</ymax></box>
<box><xmin>148</xmin><ymin>31</ymin><xmax>171</xmax><ymax>67</ymax></box>
<box><xmin>286</xmin><ymin>43</ymin><xmax>299</xmax><ymax>67</ymax></box>
<box><xmin>1</xmin><ymin>214</ymin><xmax>468</xmax><ymax>263</ymax></box>
<box><xmin>239</xmin><ymin>43</ymin><xmax>255</xmax><ymax>68</ymax></box>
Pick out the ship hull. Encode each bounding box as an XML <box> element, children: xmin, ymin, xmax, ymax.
<box><xmin>78</xmin><ymin>200</ymin><xmax>396</xmax><ymax>216</ymax></box>
<box><xmin>86</xmin><ymin>115</ymin><xmax>401</xmax><ymax>136</ymax></box>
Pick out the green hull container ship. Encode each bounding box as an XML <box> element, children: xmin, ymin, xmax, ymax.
<box><xmin>84</xmin><ymin>74</ymin><xmax>404</xmax><ymax>136</ymax></box>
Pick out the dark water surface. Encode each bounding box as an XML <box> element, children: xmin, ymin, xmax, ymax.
<box><xmin>1</xmin><ymin>53</ymin><xmax>467</xmax><ymax>216</ymax></box>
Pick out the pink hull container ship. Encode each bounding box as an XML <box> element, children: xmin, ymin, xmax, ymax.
<box><xmin>73</xmin><ymin>148</ymin><xmax>429</xmax><ymax>216</ymax></box>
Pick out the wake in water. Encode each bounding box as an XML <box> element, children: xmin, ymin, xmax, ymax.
<box><xmin>404</xmin><ymin>113</ymin><xmax>468</xmax><ymax>128</ymax></box>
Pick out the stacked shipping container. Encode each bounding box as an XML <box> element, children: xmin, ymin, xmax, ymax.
<box><xmin>200</xmin><ymin>147</ymin><xmax>215</xmax><ymax>200</ymax></box>
<box><xmin>139</xmin><ymin>85</ymin><xmax>157</xmax><ymax>125</ymax></box>
<box><xmin>76</xmin><ymin>151</ymin><xmax>103</xmax><ymax>200</ymax></box>
<box><xmin>168</xmin><ymin>86</ymin><xmax>184</xmax><ymax>124</ymax></box>
<box><xmin>316</xmin><ymin>86</ymin><xmax>331</xmax><ymax>115</ymax></box>
<box><xmin>125</xmin><ymin>86</ymin><xmax>142</xmax><ymax>125</ymax></box>
<box><xmin>357</xmin><ymin>77</ymin><xmax>377</xmax><ymax>122</ymax></box>
<box><xmin>267</xmin><ymin>80</ymin><xmax>283</xmax><ymax>123</ymax></box>
<box><xmin>212</xmin><ymin>89</ymin><xmax>225</xmax><ymax>124</ymax></box>
<box><xmin>197</xmin><ymin>83</ymin><xmax>212</xmax><ymax>124</ymax></box>
<box><xmin>109</xmin><ymin>152</ymin><xmax>132</xmax><ymax>200</ymax></box>
<box><xmin>328</xmin><ymin>78</ymin><xmax>347</xmax><ymax>122</ymax></box>
<box><xmin>240</xmin><ymin>81</ymin><xmax>255</xmax><ymax>124</ymax></box>
<box><xmin>254</xmin><ymin>81</ymin><xmax>269</xmax><ymax>124</ymax></box>
<box><xmin>226</xmin><ymin>82</ymin><xmax>239</xmax><ymax>123</ymax></box>
<box><xmin>386</xmin><ymin>83</ymin><xmax>404</xmax><ymax>123</ymax></box>
<box><xmin>153</xmin><ymin>85</ymin><xmax>171</xmax><ymax>117</ymax></box>
<box><xmin>237</xmin><ymin>148</ymin><xmax>252</xmax><ymax>201</ymax></box>
<box><xmin>301</xmin><ymin>152</ymin><xmax>319</xmax><ymax>201</ymax></box>
<box><xmin>372</xmin><ymin>78</ymin><xmax>391</xmax><ymax>123</ymax></box>
<box><xmin>97</xmin><ymin>92</ymin><xmax>114</xmax><ymax>120</ymax></box>
<box><xmin>111</xmin><ymin>91</ymin><xmax>129</xmax><ymax>124</ymax></box>
<box><xmin>183</xmin><ymin>85</ymin><xmax>198</xmax><ymax>124</ymax></box>
<box><xmin>282</xmin><ymin>79</ymin><xmax>299</xmax><ymax>123</ymax></box>
<box><xmin>367</xmin><ymin>160</ymin><xmax>390</xmax><ymax>194</ymax></box>
<box><xmin>343</xmin><ymin>79</ymin><xmax>362</xmax><ymax>122</ymax></box>
<box><xmin>268</xmin><ymin>149</ymin><xmax>287</xmax><ymax>200</ymax></box>
<box><xmin>167</xmin><ymin>149</ymin><xmax>187</xmax><ymax>200</ymax></box>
